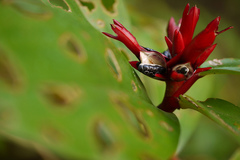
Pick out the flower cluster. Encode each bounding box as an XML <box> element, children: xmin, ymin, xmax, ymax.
<box><xmin>103</xmin><ymin>4</ymin><xmax>232</xmax><ymax>112</ymax></box>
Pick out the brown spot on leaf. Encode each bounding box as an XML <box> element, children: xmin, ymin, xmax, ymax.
<box><xmin>146</xmin><ymin>110</ymin><xmax>154</xmax><ymax>117</ymax></box>
<box><xmin>208</xmin><ymin>59</ymin><xmax>223</xmax><ymax>66</ymax></box>
<box><xmin>0</xmin><ymin>49</ymin><xmax>22</xmax><ymax>89</ymax></box>
<box><xmin>94</xmin><ymin>120</ymin><xmax>116</xmax><ymax>152</ymax></box>
<box><xmin>59</xmin><ymin>33</ymin><xmax>87</xmax><ymax>63</ymax></box>
<box><xmin>41</xmin><ymin>83</ymin><xmax>82</xmax><ymax>106</ymax></box>
<box><xmin>207</xmin><ymin>105</ymin><xmax>212</xmax><ymax>108</ymax></box>
<box><xmin>96</xmin><ymin>19</ymin><xmax>105</xmax><ymax>28</ymax></box>
<box><xmin>105</xmin><ymin>48</ymin><xmax>122</xmax><ymax>82</ymax></box>
<box><xmin>119</xmin><ymin>48</ymin><xmax>131</xmax><ymax>60</ymax></box>
<box><xmin>110</xmin><ymin>93</ymin><xmax>150</xmax><ymax>138</ymax></box>
<box><xmin>48</xmin><ymin>0</ymin><xmax>71</xmax><ymax>12</ymax></box>
<box><xmin>131</xmin><ymin>80</ymin><xmax>138</xmax><ymax>92</ymax></box>
<box><xmin>159</xmin><ymin>121</ymin><xmax>173</xmax><ymax>132</ymax></box>
<box><xmin>182</xmin><ymin>95</ymin><xmax>200</xmax><ymax>109</ymax></box>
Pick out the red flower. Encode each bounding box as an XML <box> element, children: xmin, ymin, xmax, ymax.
<box><xmin>103</xmin><ymin>4</ymin><xmax>233</xmax><ymax>112</ymax></box>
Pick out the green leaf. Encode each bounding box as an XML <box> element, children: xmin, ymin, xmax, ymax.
<box><xmin>200</xmin><ymin>58</ymin><xmax>240</xmax><ymax>76</ymax></box>
<box><xmin>179</xmin><ymin>95</ymin><xmax>240</xmax><ymax>143</ymax></box>
<box><xmin>76</xmin><ymin>0</ymin><xmax>131</xmax><ymax>32</ymax></box>
<box><xmin>0</xmin><ymin>1</ymin><xmax>179</xmax><ymax>159</ymax></box>
<box><xmin>178</xmin><ymin>116</ymin><xmax>239</xmax><ymax>160</ymax></box>
<box><xmin>230</xmin><ymin>148</ymin><xmax>240</xmax><ymax>160</ymax></box>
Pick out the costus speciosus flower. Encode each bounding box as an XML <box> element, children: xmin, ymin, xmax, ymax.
<box><xmin>103</xmin><ymin>3</ymin><xmax>233</xmax><ymax>112</ymax></box>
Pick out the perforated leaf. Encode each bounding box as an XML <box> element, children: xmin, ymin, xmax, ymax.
<box><xmin>179</xmin><ymin>95</ymin><xmax>240</xmax><ymax>143</ymax></box>
<box><xmin>200</xmin><ymin>58</ymin><xmax>240</xmax><ymax>76</ymax></box>
<box><xmin>0</xmin><ymin>0</ymin><xmax>179</xmax><ymax>159</ymax></box>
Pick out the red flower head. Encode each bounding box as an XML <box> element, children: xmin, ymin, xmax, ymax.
<box><xmin>103</xmin><ymin>4</ymin><xmax>233</xmax><ymax>112</ymax></box>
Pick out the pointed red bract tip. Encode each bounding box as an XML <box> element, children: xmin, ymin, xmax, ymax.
<box><xmin>167</xmin><ymin>17</ymin><xmax>179</xmax><ymax>41</ymax></box>
<box><xmin>183</xmin><ymin>3</ymin><xmax>190</xmax><ymax>16</ymax></box>
<box><xmin>217</xmin><ymin>26</ymin><xmax>234</xmax><ymax>35</ymax></box>
<box><xmin>194</xmin><ymin>44</ymin><xmax>217</xmax><ymax>68</ymax></box>
<box><xmin>103</xmin><ymin>20</ymin><xmax>142</xmax><ymax>58</ymax></box>
<box><xmin>179</xmin><ymin>17</ymin><xmax>221</xmax><ymax>65</ymax></box>
<box><xmin>173</xmin><ymin>30</ymin><xmax>185</xmax><ymax>56</ymax></box>
<box><xmin>102</xmin><ymin>32</ymin><xmax>117</xmax><ymax>40</ymax></box>
<box><xmin>129</xmin><ymin>61</ymin><xmax>139</xmax><ymax>70</ymax></box>
<box><xmin>205</xmin><ymin>16</ymin><xmax>220</xmax><ymax>33</ymax></box>
<box><xmin>180</xmin><ymin>3</ymin><xmax>200</xmax><ymax>46</ymax></box>
<box><xmin>113</xmin><ymin>19</ymin><xmax>124</xmax><ymax>28</ymax></box>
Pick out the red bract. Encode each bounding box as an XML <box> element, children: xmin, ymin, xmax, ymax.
<box><xmin>103</xmin><ymin>19</ymin><xmax>142</xmax><ymax>58</ymax></box>
<box><xmin>103</xmin><ymin>4</ymin><xmax>233</xmax><ymax>112</ymax></box>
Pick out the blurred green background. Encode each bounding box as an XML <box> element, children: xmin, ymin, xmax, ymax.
<box><xmin>0</xmin><ymin>0</ymin><xmax>240</xmax><ymax>159</ymax></box>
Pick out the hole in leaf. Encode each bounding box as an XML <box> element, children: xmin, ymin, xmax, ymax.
<box><xmin>94</xmin><ymin>120</ymin><xmax>115</xmax><ymax>151</ymax></box>
<box><xmin>120</xmin><ymin>48</ymin><xmax>131</xmax><ymax>60</ymax></box>
<box><xmin>66</xmin><ymin>39</ymin><xmax>81</xmax><ymax>56</ymax></box>
<box><xmin>48</xmin><ymin>0</ymin><xmax>70</xmax><ymax>12</ymax></box>
<box><xmin>41</xmin><ymin>83</ymin><xmax>82</xmax><ymax>106</ymax></box>
<box><xmin>105</xmin><ymin>48</ymin><xmax>122</xmax><ymax>82</ymax></box>
<box><xmin>131</xmin><ymin>80</ymin><xmax>138</xmax><ymax>92</ymax></box>
<box><xmin>0</xmin><ymin>49</ymin><xmax>22</xmax><ymax>89</ymax></box>
<box><xmin>111</xmin><ymin>95</ymin><xmax>149</xmax><ymax>138</ymax></box>
<box><xmin>59</xmin><ymin>33</ymin><xmax>87</xmax><ymax>63</ymax></box>
<box><xmin>101</xmin><ymin>0</ymin><xmax>116</xmax><ymax>14</ymax></box>
<box><xmin>96</xmin><ymin>19</ymin><xmax>105</xmax><ymax>28</ymax></box>
<box><xmin>146</xmin><ymin>110</ymin><xmax>154</xmax><ymax>117</ymax></box>
<box><xmin>77</xmin><ymin>0</ymin><xmax>95</xmax><ymax>12</ymax></box>
<box><xmin>208</xmin><ymin>59</ymin><xmax>223</xmax><ymax>66</ymax></box>
<box><xmin>5</xmin><ymin>0</ymin><xmax>52</xmax><ymax>19</ymax></box>
<box><xmin>159</xmin><ymin>121</ymin><xmax>173</xmax><ymax>132</ymax></box>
